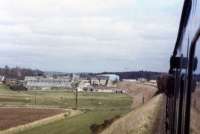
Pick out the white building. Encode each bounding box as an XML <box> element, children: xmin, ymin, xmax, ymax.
<box><xmin>122</xmin><ymin>79</ymin><xmax>137</xmax><ymax>82</ymax></box>
<box><xmin>24</xmin><ymin>76</ymin><xmax>72</xmax><ymax>90</ymax></box>
<box><xmin>77</xmin><ymin>80</ymin><xmax>91</xmax><ymax>92</ymax></box>
<box><xmin>0</xmin><ymin>76</ymin><xmax>5</xmax><ymax>84</ymax></box>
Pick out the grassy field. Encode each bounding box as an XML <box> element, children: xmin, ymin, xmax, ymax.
<box><xmin>0</xmin><ymin>84</ymin><xmax>132</xmax><ymax>134</ymax></box>
<box><xmin>15</xmin><ymin>110</ymin><xmax>129</xmax><ymax>134</ymax></box>
<box><xmin>0</xmin><ymin>85</ymin><xmax>131</xmax><ymax>110</ymax></box>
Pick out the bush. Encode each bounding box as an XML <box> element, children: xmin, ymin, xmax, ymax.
<box><xmin>9</xmin><ymin>84</ymin><xmax>27</xmax><ymax>91</ymax></box>
<box><xmin>90</xmin><ymin>115</ymin><xmax>121</xmax><ymax>134</ymax></box>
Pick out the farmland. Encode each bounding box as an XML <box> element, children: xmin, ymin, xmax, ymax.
<box><xmin>0</xmin><ymin>84</ymin><xmax>132</xmax><ymax>134</ymax></box>
<box><xmin>0</xmin><ymin>85</ymin><xmax>131</xmax><ymax>110</ymax></box>
<box><xmin>0</xmin><ymin>108</ymin><xmax>65</xmax><ymax>130</ymax></box>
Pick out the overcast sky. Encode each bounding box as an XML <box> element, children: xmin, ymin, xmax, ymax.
<box><xmin>0</xmin><ymin>0</ymin><xmax>184</xmax><ymax>72</ymax></box>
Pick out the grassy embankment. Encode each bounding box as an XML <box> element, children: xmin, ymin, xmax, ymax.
<box><xmin>101</xmin><ymin>94</ymin><xmax>165</xmax><ymax>134</ymax></box>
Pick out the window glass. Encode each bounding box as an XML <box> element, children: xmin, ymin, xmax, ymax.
<box><xmin>191</xmin><ymin>39</ymin><xmax>200</xmax><ymax>133</ymax></box>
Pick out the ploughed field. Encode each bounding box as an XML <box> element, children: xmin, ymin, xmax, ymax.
<box><xmin>0</xmin><ymin>108</ymin><xmax>64</xmax><ymax>130</ymax></box>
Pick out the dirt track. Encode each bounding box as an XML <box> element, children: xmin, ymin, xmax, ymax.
<box><xmin>0</xmin><ymin>108</ymin><xmax>64</xmax><ymax>130</ymax></box>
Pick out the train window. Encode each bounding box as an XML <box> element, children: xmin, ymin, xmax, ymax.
<box><xmin>191</xmin><ymin>39</ymin><xmax>200</xmax><ymax>133</ymax></box>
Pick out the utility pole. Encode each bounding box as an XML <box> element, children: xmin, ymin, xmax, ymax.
<box><xmin>75</xmin><ymin>86</ymin><xmax>78</xmax><ymax>109</ymax></box>
<box><xmin>142</xmin><ymin>94</ymin><xmax>144</xmax><ymax>104</ymax></box>
<box><xmin>34</xmin><ymin>91</ymin><xmax>36</xmax><ymax>105</ymax></box>
<box><xmin>72</xmin><ymin>81</ymin><xmax>79</xmax><ymax>110</ymax></box>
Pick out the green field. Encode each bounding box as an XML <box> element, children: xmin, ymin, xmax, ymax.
<box><xmin>16</xmin><ymin>110</ymin><xmax>129</xmax><ymax>134</ymax></box>
<box><xmin>0</xmin><ymin>84</ymin><xmax>132</xmax><ymax>134</ymax></box>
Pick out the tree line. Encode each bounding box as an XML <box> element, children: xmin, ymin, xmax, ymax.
<box><xmin>0</xmin><ymin>65</ymin><xmax>44</xmax><ymax>80</ymax></box>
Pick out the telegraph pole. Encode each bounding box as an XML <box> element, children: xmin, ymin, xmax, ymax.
<box><xmin>34</xmin><ymin>91</ymin><xmax>37</xmax><ymax>105</ymax></box>
<box><xmin>75</xmin><ymin>86</ymin><xmax>78</xmax><ymax>109</ymax></box>
<box><xmin>72</xmin><ymin>81</ymin><xmax>79</xmax><ymax>110</ymax></box>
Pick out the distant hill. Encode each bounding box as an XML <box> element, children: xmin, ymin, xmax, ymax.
<box><xmin>98</xmin><ymin>71</ymin><xmax>166</xmax><ymax>80</ymax></box>
<box><xmin>66</xmin><ymin>71</ymin><xmax>165</xmax><ymax>81</ymax></box>
<box><xmin>99</xmin><ymin>71</ymin><xmax>200</xmax><ymax>81</ymax></box>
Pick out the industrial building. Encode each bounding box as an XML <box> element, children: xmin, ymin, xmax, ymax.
<box><xmin>24</xmin><ymin>76</ymin><xmax>72</xmax><ymax>90</ymax></box>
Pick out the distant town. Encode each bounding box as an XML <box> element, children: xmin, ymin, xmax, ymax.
<box><xmin>0</xmin><ymin>66</ymin><xmax>164</xmax><ymax>93</ymax></box>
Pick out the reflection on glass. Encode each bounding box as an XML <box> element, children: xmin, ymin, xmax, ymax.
<box><xmin>191</xmin><ymin>39</ymin><xmax>200</xmax><ymax>133</ymax></box>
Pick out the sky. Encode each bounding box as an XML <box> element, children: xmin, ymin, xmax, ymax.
<box><xmin>0</xmin><ymin>0</ymin><xmax>184</xmax><ymax>73</ymax></box>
